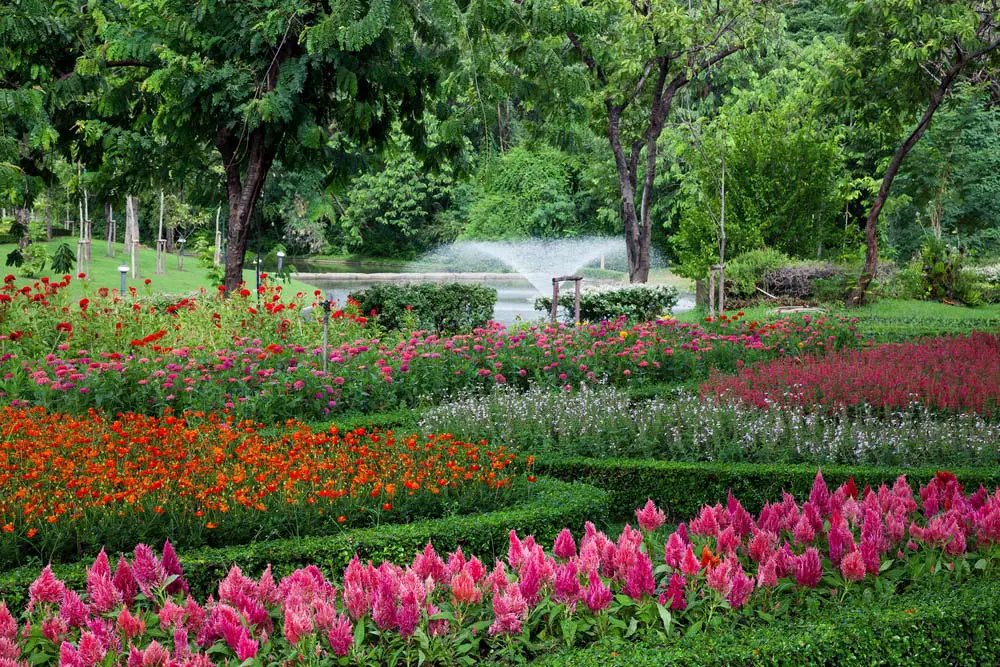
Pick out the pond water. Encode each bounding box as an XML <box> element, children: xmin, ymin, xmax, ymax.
<box><xmin>298</xmin><ymin>274</ymin><xmax>696</xmax><ymax>325</ymax></box>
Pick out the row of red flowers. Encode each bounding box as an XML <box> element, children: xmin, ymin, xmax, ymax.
<box><xmin>702</xmin><ymin>333</ymin><xmax>1000</xmax><ymax>416</ymax></box>
<box><xmin>6</xmin><ymin>470</ymin><xmax>999</xmax><ymax>665</ymax></box>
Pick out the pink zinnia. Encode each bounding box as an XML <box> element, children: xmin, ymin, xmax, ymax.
<box><xmin>636</xmin><ymin>499</ymin><xmax>666</xmax><ymax>533</ymax></box>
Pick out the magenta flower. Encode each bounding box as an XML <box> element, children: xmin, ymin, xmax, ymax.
<box><xmin>794</xmin><ymin>548</ymin><xmax>823</xmax><ymax>588</ymax></box>
<box><xmin>625</xmin><ymin>553</ymin><xmax>655</xmax><ymax>601</ymax></box>
<box><xmin>553</xmin><ymin>528</ymin><xmax>577</xmax><ymax>560</ymax></box>
<box><xmin>327</xmin><ymin>613</ymin><xmax>354</xmax><ymax>657</ymax></box>
<box><xmin>840</xmin><ymin>549</ymin><xmax>866</xmax><ymax>582</ymax></box>
<box><xmin>726</xmin><ymin>565</ymin><xmax>754</xmax><ymax>609</ymax></box>
<box><xmin>636</xmin><ymin>499</ymin><xmax>666</xmax><ymax>533</ymax></box>
<box><xmin>663</xmin><ymin>572</ymin><xmax>688</xmax><ymax>611</ymax></box>
<box><xmin>450</xmin><ymin>570</ymin><xmax>480</xmax><ymax>605</ymax></box>
<box><xmin>28</xmin><ymin>565</ymin><xmax>66</xmax><ymax>612</ymax></box>
<box><xmin>489</xmin><ymin>584</ymin><xmax>528</xmax><ymax>636</ymax></box>
<box><xmin>553</xmin><ymin>561</ymin><xmax>581</xmax><ymax>604</ymax></box>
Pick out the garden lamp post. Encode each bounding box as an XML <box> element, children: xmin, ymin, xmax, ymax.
<box><xmin>276</xmin><ymin>250</ymin><xmax>285</xmax><ymax>275</ymax></box>
<box><xmin>118</xmin><ymin>264</ymin><xmax>129</xmax><ymax>296</ymax></box>
<box><xmin>177</xmin><ymin>238</ymin><xmax>186</xmax><ymax>270</ymax></box>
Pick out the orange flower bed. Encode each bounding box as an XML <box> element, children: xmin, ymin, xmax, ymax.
<box><xmin>0</xmin><ymin>406</ymin><xmax>522</xmax><ymax>567</ymax></box>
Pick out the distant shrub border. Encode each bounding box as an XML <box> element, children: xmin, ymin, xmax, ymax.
<box><xmin>528</xmin><ymin>576</ymin><xmax>1000</xmax><ymax>667</ymax></box>
<box><xmin>0</xmin><ymin>477</ymin><xmax>607</xmax><ymax>611</ymax></box>
<box><xmin>349</xmin><ymin>282</ymin><xmax>497</xmax><ymax>332</ymax></box>
<box><xmin>534</xmin><ymin>456</ymin><xmax>1000</xmax><ymax>522</ymax></box>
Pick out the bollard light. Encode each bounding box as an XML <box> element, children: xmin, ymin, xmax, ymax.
<box><xmin>276</xmin><ymin>250</ymin><xmax>285</xmax><ymax>274</ymax></box>
<box><xmin>118</xmin><ymin>264</ymin><xmax>129</xmax><ymax>295</ymax></box>
<box><xmin>178</xmin><ymin>238</ymin><xmax>186</xmax><ymax>255</ymax></box>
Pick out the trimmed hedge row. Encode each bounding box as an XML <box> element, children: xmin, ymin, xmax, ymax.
<box><xmin>528</xmin><ymin>576</ymin><xmax>1000</xmax><ymax>666</ymax></box>
<box><xmin>0</xmin><ymin>478</ymin><xmax>606</xmax><ymax>611</ymax></box>
<box><xmin>535</xmin><ymin>456</ymin><xmax>1000</xmax><ymax>522</ymax></box>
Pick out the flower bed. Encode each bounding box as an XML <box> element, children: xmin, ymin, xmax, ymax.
<box><xmin>6</xmin><ymin>471</ymin><xmax>999</xmax><ymax>665</ymax></box>
<box><xmin>0</xmin><ymin>406</ymin><xmax>521</xmax><ymax>567</ymax></box>
<box><xmin>702</xmin><ymin>333</ymin><xmax>1000</xmax><ymax>416</ymax></box>
<box><xmin>422</xmin><ymin>385</ymin><xmax>1000</xmax><ymax>467</ymax></box>
<box><xmin>1</xmin><ymin>277</ymin><xmax>863</xmax><ymax>420</ymax></box>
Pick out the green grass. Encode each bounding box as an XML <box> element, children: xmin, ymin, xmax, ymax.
<box><xmin>2</xmin><ymin>240</ymin><xmax>316</xmax><ymax>296</ymax></box>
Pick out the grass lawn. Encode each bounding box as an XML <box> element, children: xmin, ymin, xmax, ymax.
<box><xmin>2</xmin><ymin>240</ymin><xmax>316</xmax><ymax>296</ymax></box>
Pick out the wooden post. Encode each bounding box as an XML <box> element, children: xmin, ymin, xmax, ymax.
<box><xmin>213</xmin><ymin>206</ymin><xmax>222</xmax><ymax>266</ymax></box>
<box><xmin>156</xmin><ymin>190</ymin><xmax>165</xmax><ymax>274</ymax></box>
<box><xmin>106</xmin><ymin>204</ymin><xmax>114</xmax><ymax>257</ymax></box>
<box><xmin>708</xmin><ymin>271</ymin><xmax>716</xmax><ymax>319</ymax></box>
<box><xmin>550</xmin><ymin>279</ymin><xmax>560</xmax><ymax>326</ymax></box>
<box><xmin>574</xmin><ymin>278</ymin><xmax>581</xmax><ymax>325</ymax></box>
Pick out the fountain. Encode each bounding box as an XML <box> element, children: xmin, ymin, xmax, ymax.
<box><xmin>415</xmin><ymin>237</ymin><xmax>627</xmax><ymax>295</ymax></box>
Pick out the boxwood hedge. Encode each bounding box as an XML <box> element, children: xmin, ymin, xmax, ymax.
<box><xmin>527</xmin><ymin>576</ymin><xmax>1000</xmax><ymax>666</ymax></box>
<box><xmin>534</xmin><ymin>456</ymin><xmax>1000</xmax><ymax>522</ymax></box>
<box><xmin>0</xmin><ymin>477</ymin><xmax>605</xmax><ymax>611</ymax></box>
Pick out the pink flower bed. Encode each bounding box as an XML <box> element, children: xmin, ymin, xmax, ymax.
<box><xmin>702</xmin><ymin>333</ymin><xmax>1000</xmax><ymax>416</ymax></box>
<box><xmin>5</xmin><ymin>471</ymin><xmax>1000</xmax><ymax>664</ymax></box>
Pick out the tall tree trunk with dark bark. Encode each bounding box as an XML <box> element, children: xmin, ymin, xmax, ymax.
<box><xmin>218</xmin><ymin>127</ymin><xmax>278</xmax><ymax>293</ymax></box>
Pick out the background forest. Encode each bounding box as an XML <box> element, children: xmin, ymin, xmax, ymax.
<box><xmin>2</xmin><ymin>0</ymin><xmax>1000</xmax><ymax>294</ymax></box>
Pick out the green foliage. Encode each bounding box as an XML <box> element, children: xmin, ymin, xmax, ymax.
<box><xmin>529</xmin><ymin>577</ymin><xmax>1000</xmax><ymax>667</ymax></box>
<box><xmin>19</xmin><ymin>243</ymin><xmax>48</xmax><ymax>277</ymax></box>
<box><xmin>4</xmin><ymin>249</ymin><xmax>23</xmax><ymax>268</ymax></box>
<box><xmin>349</xmin><ymin>282</ymin><xmax>497</xmax><ymax>332</ymax></box>
<box><xmin>49</xmin><ymin>242</ymin><xmax>75</xmax><ymax>274</ymax></box>
<box><xmin>337</xmin><ymin>155</ymin><xmax>461</xmax><ymax>257</ymax></box>
<box><xmin>534</xmin><ymin>285</ymin><xmax>679</xmax><ymax>323</ymax></box>
<box><xmin>724</xmin><ymin>248</ymin><xmax>792</xmax><ymax>298</ymax></box>
<box><xmin>465</xmin><ymin>146</ymin><xmax>587</xmax><ymax>239</ymax></box>
<box><xmin>0</xmin><ymin>477</ymin><xmax>607</xmax><ymax>611</ymax></box>
<box><xmin>534</xmin><ymin>457</ymin><xmax>1000</xmax><ymax>523</ymax></box>
<box><xmin>917</xmin><ymin>238</ymin><xmax>981</xmax><ymax>306</ymax></box>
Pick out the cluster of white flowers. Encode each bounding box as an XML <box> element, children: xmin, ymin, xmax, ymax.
<box><xmin>422</xmin><ymin>386</ymin><xmax>1000</xmax><ymax>467</ymax></box>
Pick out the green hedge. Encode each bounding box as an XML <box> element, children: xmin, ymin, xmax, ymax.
<box><xmin>529</xmin><ymin>576</ymin><xmax>1000</xmax><ymax>666</ymax></box>
<box><xmin>349</xmin><ymin>282</ymin><xmax>497</xmax><ymax>332</ymax></box>
<box><xmin>534</xmin><ymin>456</ymin><xmax>1000</xmax><ymax>522</ymax></box>
<box><xmin>0</xmin><ymin>478</ymin><xmax>605</xmax><ymax>611</ymax></box>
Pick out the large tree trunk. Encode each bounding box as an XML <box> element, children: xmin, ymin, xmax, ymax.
<box><xmin>218</xmin><ymin>127</ymin><xmax>278</xmax><ymax>293</ymax></box>
<box><xmin>15</xmin><ymin>207</ymin><xmax>30</xmax><ymax>250</ymax></box>
<box><xmin>849</xmin><ymin>75</ymin><xmax>954</xmax><ymax>305</ymax></box>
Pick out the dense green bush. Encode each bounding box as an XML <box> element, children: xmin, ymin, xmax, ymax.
<box><xmin>724</xmin><ymin>248</ymin><xmax>792</xmax><ymax>298</ymax></box>
<box><xmin>0</xmin><ymin>477</ymin><xmax>606</xmax><ymax>611</ymax></box>
<box><xmin>534</xmin><ymin>456</ymin><xmax>1000</xmax><ymax>522</ymax></box>
<box><xmin>528</xmin><ymin>577</ymin><xmax>1000</xmax><ymax>667</ymax></box>
<box><xmin>421</xmin><ymin>386</ymin><xmax>1000</xmax><ymax>467</ymax></box>
<box><xmin>917</xmin><ymin>238</ymin><xmax>981</xmax><ymax>305</ymax></box>
<box><xmin>534</xmin><ymin>285</ymin><xmax>679</xmax><ymax>322</ymax></box>
<box><xmin>349</xmin><ymin>282</ymin><xmax>497</xmax><ymax>332</ymax></box>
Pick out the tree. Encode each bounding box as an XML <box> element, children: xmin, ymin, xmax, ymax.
<box><xmin>91</xmin><ymin>0</ymin><xmax>460</xmax><ymax>292</ymax></box>
<box><xmin>838</xmin><ymin>0</ymin><xmax>1000</xmax><ymax>304</ymax></box>
<box><xmin>474</xmin><ymin>0</ymin><xmax>775</xmax><ymax>281</ymax></box>
<box><xmin>0</xmin><ymin>1</ymin><xmax>92</xmax><ymax>235</ymax></box>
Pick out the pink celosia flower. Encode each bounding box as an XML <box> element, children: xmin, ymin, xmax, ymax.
<box><xmin>860</xmin><ymin>507</ymin><xmax>884</xmax><ymax>574</ymax></box>
<box><xmin>77</xmin><ymin>631</ymin><xmax>106</xmax><ymax>667</ymax></box>
<box><xmin>625</xmin><ymin>553</ymin><xmax>655</xmax><ymax>601</ymax></box>
<box><xmin>90</xmin><ymin>550</ymin><xmax>112</xmax><ymax>581</ymax></box>
<box><xmin>159</xmin><ymin>541</ymin><xmax>187</xmax><ymax>595</ymax></box>
<box><xmin>793</xmin><ymin>513</ymin><xmax>816</xmax><ymax>546</ymax></box>
<box><xmin>680</xmin><ymin>545</ymin><xmax>700</xmax><ymax>576</ymax></box>
<box><xmin>663</xmin><ymin>572</ymin><xmax>687</xmax><ymax>611</ymax></box>
<box><xmin>327</xmin><ymin>613</ymin><xmax>353</xmax><ymax>657</ymax></box>
<box><xmin>446</xmin><ymin>547</ymin><xmax>467</xmax><ymax>579</ymax></box>
<box><xmin>583</xmin><ymin>569</ymin><xmax>612</xmax><ymax>613</ymax></box>
<box><xmin>141</xmin><ymin>640</ymin><xmax>170</xmax><ymax>667</ymax></box>
<box><xmin>489</xmin><ymin>584</ymin><xmax>528</xmax><ymax>636</ymax></box>
<box><xmin>809</xmin><ymin>469</ymin><xmax>831</xmax><ymax>516</ymax></box>
<box><xmin>717</xmin><ymin>526</ymin><xmax>740</xmax><ymax>555</ymax></box>
<box><xmin>172</xmin><ymin>627</ymin><xmax>190</xmax><ymax>661</ymax></box>
<box><xmin>234</xmin><ymin>635</ymin><xmax>259</xmax><ymax>661</ymax></box>
<box><xmin>86</xmin><ymin>568</ymin><xmax>122</xmax><ymax>615</ymax></box>
<box><xmin>517</xmin><ymin>554</ymin><xmax>542</xmax><ymax>606</ymax></box>
<box><xmin>553</xmin><ymin>529</ymin><xmax>577</xmax><ymax>560</ymax></box>
<box><xmin>116</xmin><ymin>607</ymin><xmax>146</xmax><ymax>640</ymax></box>
<box><xmin>756</xmin><ymin>556</ymin><xmax>778</xmax><ymax>588</ymax></box>
<box><xmin>28</xmin><ymin>565</ymin><xmax>66</xmax><ymax>612</ymax></box>
<box><xmin>0</xmin><ymin>603</ymin><xmax>15</xmax><ymax>641</ymax></box>
<box><xmin>794</xmin><ymin>548</ymin><xmax>823</xmax><ymax>588</ymax></box>
<box><xmin>282</xmin><ymin>602</ymin><xmax>314</xmax><ymax>646</ymax></box>
<box><xmin>60</xmin><ymin>590</ymin><xmax>88</xmax><ymax>628</ymax></box>
<box><xmin>42</xmin><ymin>616</ymin><xmax>68</xmax><ymax>644</ymax></box>
<box><xmin>636</xmin><ymin>499</ymin><xmax>666</xmax><ymax>533</ymax></box>
<box><xmin>553</xmin><ymin>561</ymin><xmax>581</xmax><ymax>604</ymax></box>
<box><xmin>158</xmin><ymin>600</ymin><xmax>185</xmax><ymax>631</ymax></box>
<box><xmin>113</xmin><ymin>557</ymin><xmax>138</xmax><ymax>607</ymax></box>
<box><xmin>664</xmin><ymin>531</ymin><xmax>687</xmax><ymax>568</ymax></box>
<box><xmin>840</xmin><ymin>550</ymin><xmax>866</xmax><ymax>582</ymax></box>
<box><xmin>507</xmin><ymin>531</ymin><xmax>525</xmax><ymax>568</ymax></box>
<box><xmin>59</xmin><ymin>641</ymin><xmax>83</xmax><ymax>667</ymax></box>
<box><xmin>412</xmin><ymin>542</ymin><xmax>446</xmax><ymax>583</ymax></box>
<box><xmin>131</xmin><ymin>545</ymin><xmax>167</xmax><ymax>597</ymax></box>
<box><xmin>726</xmin><ymin>565</ymin><xmax>754</xmax><ymax>609</ymax></box>
<box><xmin>450</xmin><ymin>571</ymin><xmax>480</xmax><ymax>605</ymax></box>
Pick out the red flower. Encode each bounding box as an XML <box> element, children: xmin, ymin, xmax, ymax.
<box><xmin>56</xmin><ymin>322</ymin><xmax>73</xmax><ymax>333</ymax></box>
<box><xmin>144</xmin><ymin>279</ymin><xmax>151</xmax><ymax>285</ymax></box>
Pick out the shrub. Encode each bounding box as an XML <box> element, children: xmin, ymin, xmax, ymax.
<box><xmin>348</xmin><ymin>282</ymin><xmax>497</xmax><ymax>332</ymax></box>
<box><xmin>703</xmin><ymin>333</ymin><xmax>1000</xmax><ymax>417</ymax></box>
<box><xmin>0</xmin><ymin>406</ymin><xmax>523</xmax><ymax>567</ymax></box>
<box><xmin>762</xmin><ymin>263</ymin><xmax>844</xmax><ymax>299</ymax></box>
<box><xmin>534</xmin><ymin>457</ymin><xmax>1000</xmax><ymax>522</ymax></box>
<box><xmin>724</xmin><ymin>248</ymin><xmax>791</xmax><ymax>298</ymax></box>
<box><xmin>0</xmin><ymin>477</ymin><xmax>607</xmax><ymax>611</ymax></box>
<box><xmin>421</xmin><ymin>386</ymin><xmax>1000</xmax><ymax>467</ymax></box>
<box><xmin>530</xmin><ymin>577</ymin><xmax>1000</xmax><ymax>667</ymax></box>
<box><xmin>533</xmin><ymin>284</ymin><xmax>679</xmax><ymax>322</ymax></box>
<box><xmin>917</xmin><ymin>238</ymin><xmax>981</xmax><ymax>305</ymax></box>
